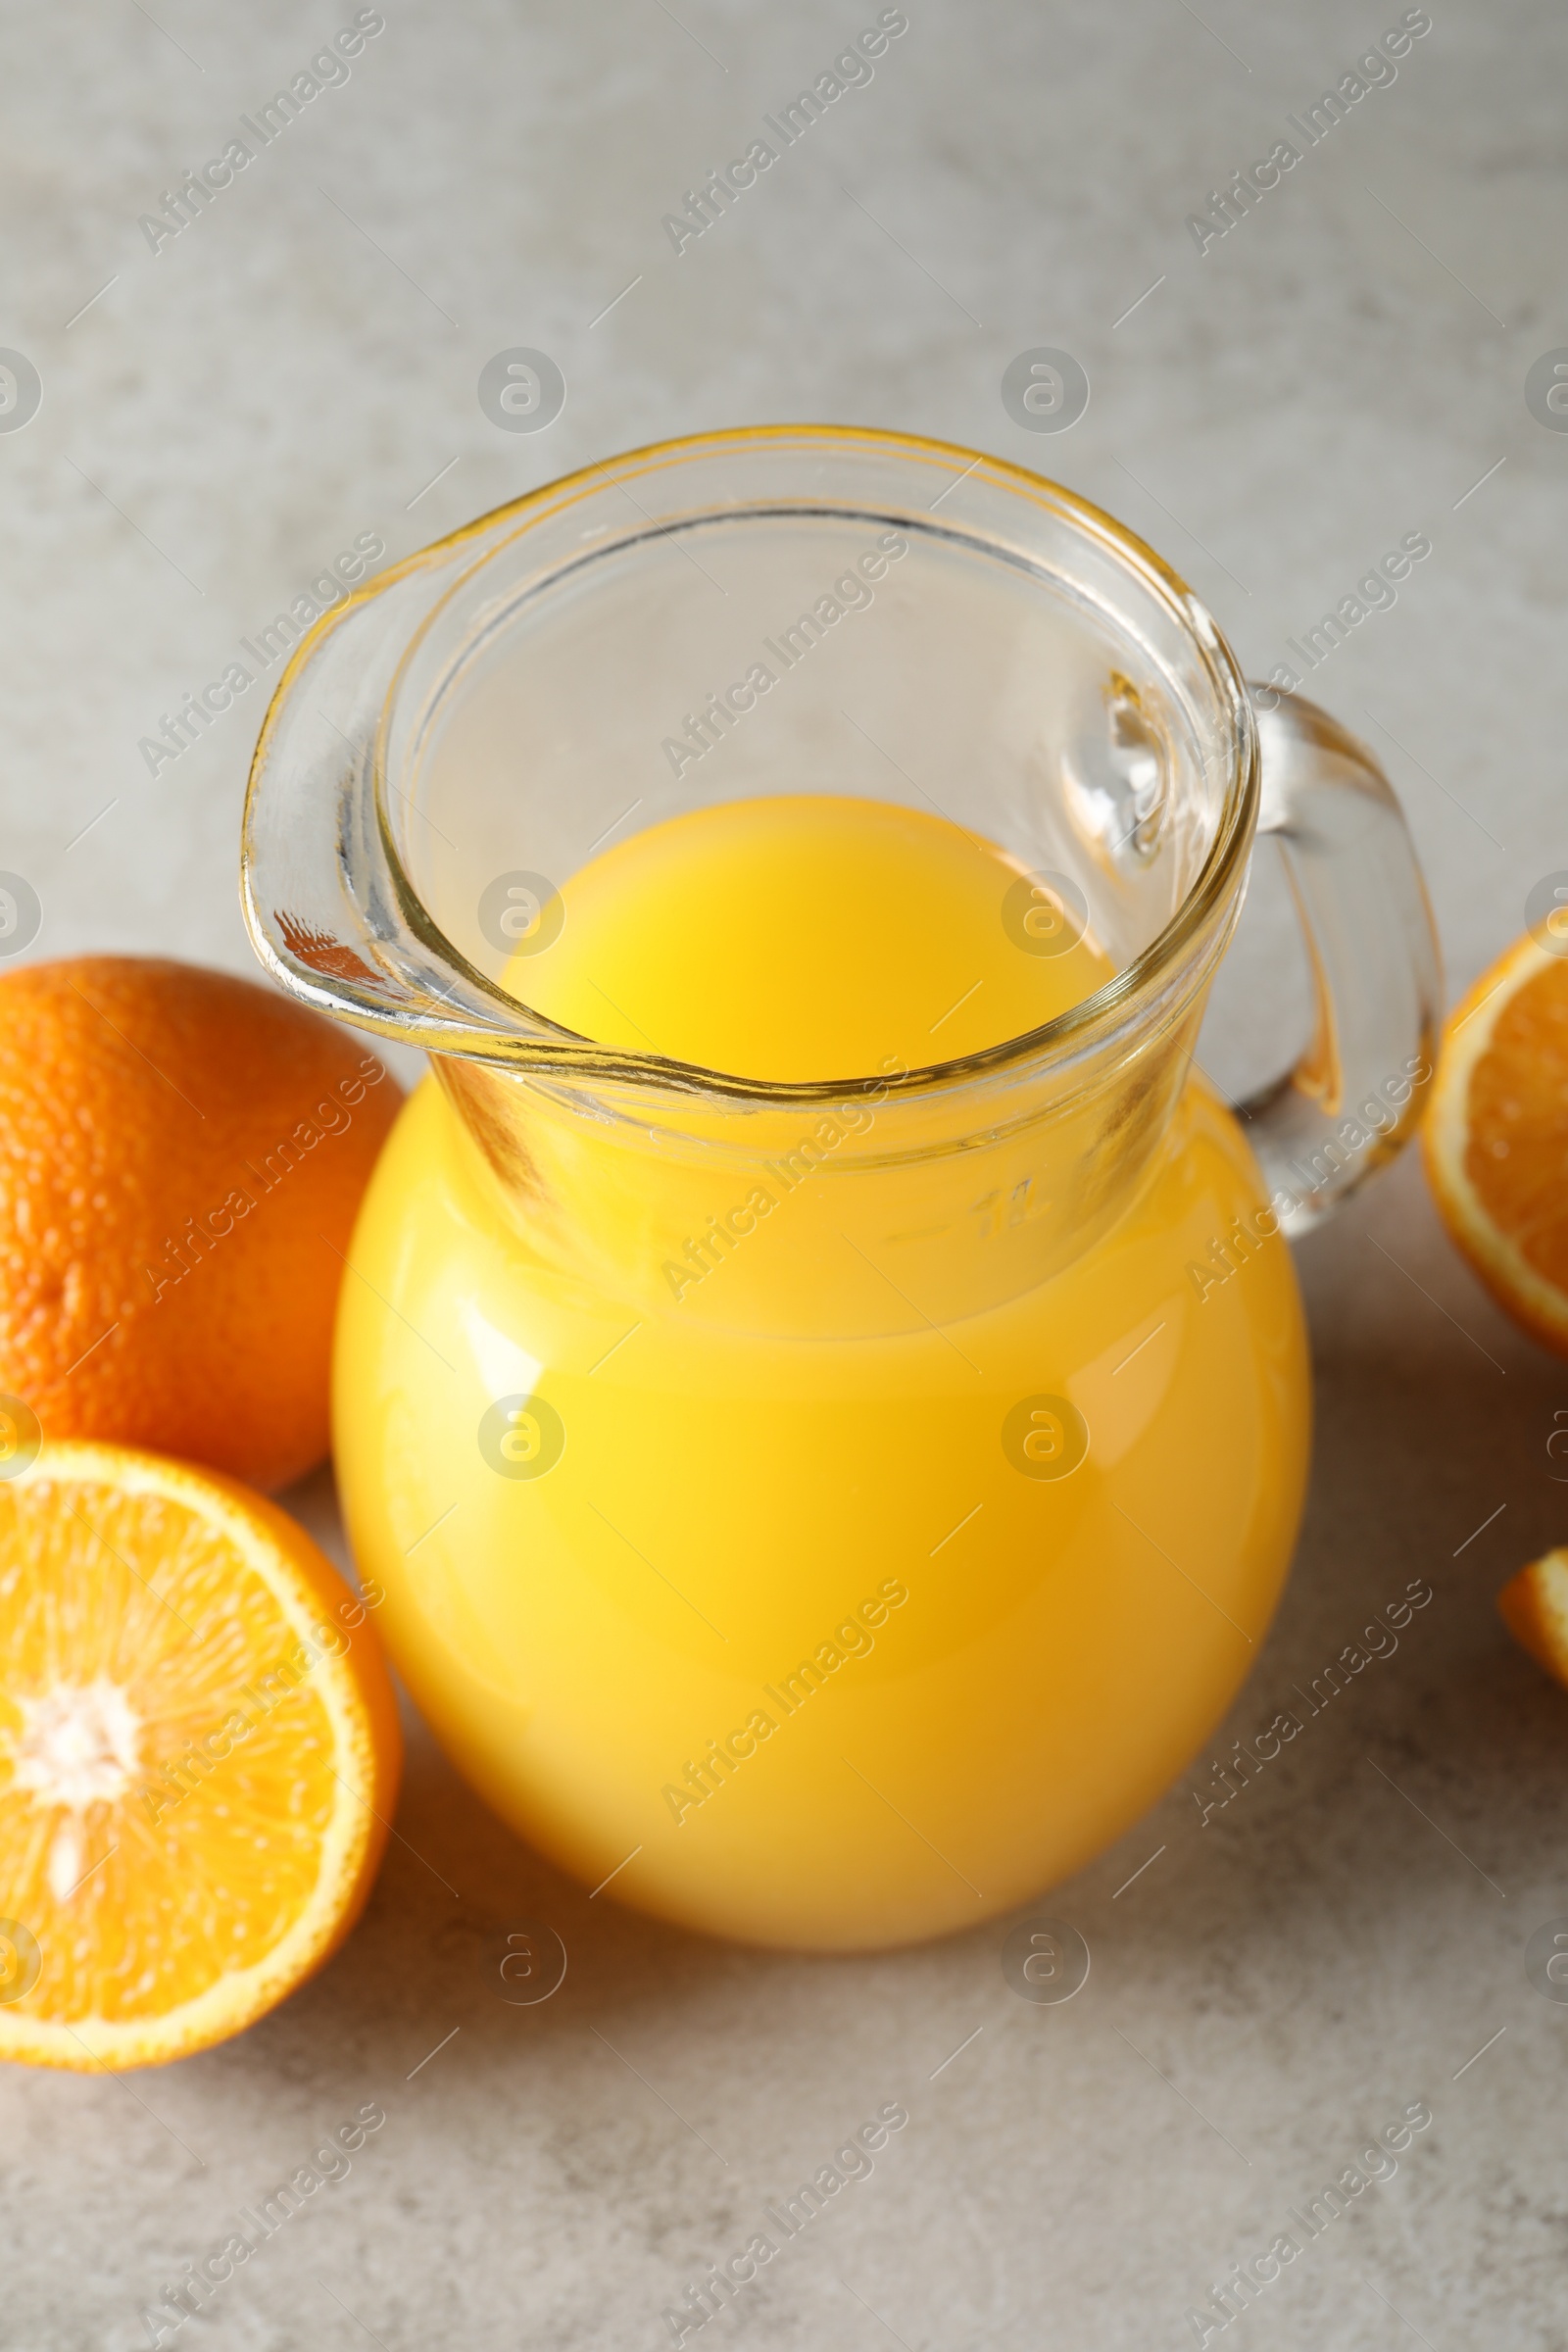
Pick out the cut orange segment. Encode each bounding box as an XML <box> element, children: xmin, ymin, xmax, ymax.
<box><xmin>1498</xmin><ymin>1548</ymin><xmax>1568</xmax><ymax>1690</ymax></box>
<box><xmin>1424</xmin><ymin>933</ymin><xmax>1568</xmax><ymax>1356</ymax></box>
<box><xmin>0</xmin><ymin>1443</ymin><xmax>400</xmax><ymax>2070</ymax></box>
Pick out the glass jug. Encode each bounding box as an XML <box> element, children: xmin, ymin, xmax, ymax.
<box><xmin>241</xmin><ymin>425</ymin><xmax>1440</xmax><ymax>1951</ymax></box>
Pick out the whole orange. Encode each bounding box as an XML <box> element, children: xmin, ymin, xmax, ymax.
<box><xmin>0</xmin><ymin>956</ymin><xmax>401</xmax><ymax>1489</ymax></box>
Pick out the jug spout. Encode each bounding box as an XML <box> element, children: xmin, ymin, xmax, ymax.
<box><xmin>241</xmin><ymin>525</ymin><xmax>530</xmax><ymax>1060</ymax></box>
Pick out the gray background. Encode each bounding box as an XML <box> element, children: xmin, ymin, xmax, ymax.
<box><xmin>4</xmin><ymin>2</ymin><xmax>1566</xmax><ymax>2346</ymax></box>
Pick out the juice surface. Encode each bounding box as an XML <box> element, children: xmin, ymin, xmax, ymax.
<box><xmin>516</xmin><ymin>793</ymin><xmax>1110</xmax><ymax>1075</ymax></box>
<box><xmin>334</xmin><ymin>796</ymin><xmax>1310</xmax><ymax>1948</ymax></box>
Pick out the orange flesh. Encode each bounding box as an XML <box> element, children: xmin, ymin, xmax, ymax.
<box><xmin>0</xmin><ymin>1480</ymin><xmax>332</xmax><ymax>2022</ymax></box>
<box><xmin>1464</xmin><ymin>958</ymin><xmax>1568</xmax><ymax>1295</ymax></box>
<box><xmin>0</xmin><ymin>1446</ymin><xmax>398</xmax><ymax>2066</ymax></box>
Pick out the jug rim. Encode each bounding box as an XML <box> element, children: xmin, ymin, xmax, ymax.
<box><xmin>243</xmin><ymin>422</ymin><xmax>1259</xmax><ymax>1106</ymax></box>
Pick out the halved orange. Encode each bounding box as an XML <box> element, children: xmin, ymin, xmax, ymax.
<box><xmin>0</xmin><ymin>1443</ymin><xmax>400</xmax><ymax>2070</ymax></box>
<box><xmin>1498</xmin><ymin>1548</ymin><xmax>1568</xmax><ymax>1690</ymax></box>
<box><xmin>1424</xmin><ymin>934</ymin><xmax>1568</xmax><ymax>1356</ymax></box>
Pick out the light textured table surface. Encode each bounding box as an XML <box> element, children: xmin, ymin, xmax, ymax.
<box><xmin>4</xmin><ymin>2</ymin><xmax>1566</xmax><ymax>2346</ymax></box>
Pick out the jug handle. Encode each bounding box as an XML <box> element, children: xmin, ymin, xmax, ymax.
<box><xmin>1233</xmin><ymin>686</ymin><xmax>1444</xmax><ymax>1237</ymax></box>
